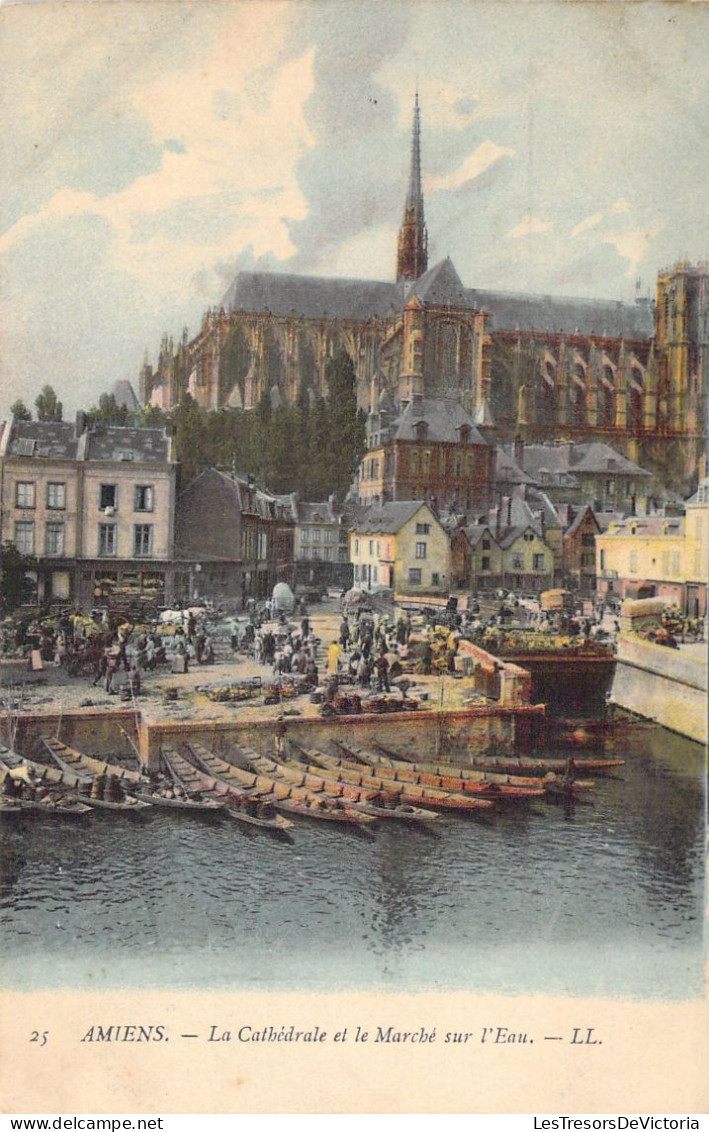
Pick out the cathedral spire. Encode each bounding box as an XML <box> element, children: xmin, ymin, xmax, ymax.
<box><xmin>396</xmin><ymin>92</ymin><xmax>428</xmax><ymax>283</ymax></box>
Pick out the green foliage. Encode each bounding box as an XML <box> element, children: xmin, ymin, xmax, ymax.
<box><xmin>0</xmin><ymin>542</ymin><xmax>34</xmax><ymax>613</ymax></box>
<box><xmin>35</xmin><ymin>384</ymin><xmax>63</xmax><ymax>422</ymax></box>
<box><xmin>167</xmin><ymin>350</ymin><xmax>366</xmax><ymax>500</ymax></box>
<box><xmin>86</xmin><ymin>393</ymin><xmax>132</xmax><ymax>427</ymax></box>
<box><xmin>10</xmin><ymin>400</ymin><xmax>32</xmax><ymax>421</ymax></box>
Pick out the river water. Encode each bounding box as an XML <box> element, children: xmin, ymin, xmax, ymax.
<box><xmin>1</xmin><ymin>722</ymin><xmax>705</xmax><ymax>1000</ymax></box>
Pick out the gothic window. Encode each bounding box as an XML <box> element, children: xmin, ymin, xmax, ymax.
<box><xmin>628</xmin><ymin>370</ymin><xmax>644</xmax><ymax>432</ymax></box>
<box><xmin>599</xmin><ymin>367</ymin><xmax>616</xmax><ymax>428</ymax></box>
<box><xmin>535</xmin><ymin>374</ymin><xmax>556</xmax><ymax>425</ymax></box>
<box><xmin>572</xmin><ymin>380</ymin><xmax>587</xmax><ymax>428</ymax></box>
<box><xmin>655</xmin><ymin>374</ymin><xmax>670</xmax><ymax>433</ymax></box>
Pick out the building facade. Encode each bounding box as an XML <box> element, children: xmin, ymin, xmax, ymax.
<box><xmin>349</xmin><ymin>501</ymin><xmax>450</xmax><ymax>595</ymax></box>
<box><xmin>0</xmin><ymin>416</ymin><xmax>177</xmax><ymax>609</ymax></box>
<box><xmin>283</xmin><ymin>496</ymin><xmax>352</xmax><ymax>594</ymax></box>
<box><xmin>358</xmin><ymin>394</ymin><xmax>494</xmax><ymax>510</ymax></box>
<box><xmin>173</xmin><ymin>468</ymin><xmax>294</xmax><ymax>606</ymax></box>
<box><xmin>595</xmin><ymin>488</ymin><xmax>709</xmax><ymax>615</ymax></box>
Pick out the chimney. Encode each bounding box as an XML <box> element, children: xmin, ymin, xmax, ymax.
<box><xmin>75</xmin><ymin>411</ymin><xmax>87</xmax><ymax>438</ymax></box>
<box><xmin>491</xmin><ymin>505</ymin><xmax>500</xmax><ymax>534</ymax></box>
<box><xmin>502</xmin><ymin>495</ymin><xmax>512</xmax><ymax>526</ymax></box>
<box><xmin>534</xmin><ymin>508</ymin><xmax>546</xmax><ymax>539</ymax></box>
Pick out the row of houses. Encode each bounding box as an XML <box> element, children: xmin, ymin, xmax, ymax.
<box><xmin>1</xmin><ymin>414</ymin><xmax>706</xmax><ymax>615</ymax></box>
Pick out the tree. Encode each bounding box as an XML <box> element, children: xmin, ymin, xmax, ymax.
<box><xmin>0</xmin><ymin>542</ymin><xmax>34</xmax><ymax>613</ymax></box>
<box><xmin>35</xmin><ymin>385</ymin><xmax>63</xmax><ymax>422</ymax></box>
<box><xmin>323</xmin><ymin>349</ymin><xmax>366</xmax><ymax>500</ymax></box>
<box><xmin>10</xmin><ymin>400</ymin><xmax>32</xmax><ymax>421</ymax></box>
<box><xmin>86</xmin><ymin>393</ymin><xmax>131</xmax><ymax>427</ymax></box>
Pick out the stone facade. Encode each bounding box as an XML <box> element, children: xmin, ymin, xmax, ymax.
<box><xmin>0</xmin><ymin>416</ymin><xmax>176</xmax><ymax>608</ymax></box>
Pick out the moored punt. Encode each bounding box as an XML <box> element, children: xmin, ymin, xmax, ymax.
<box><xmin>239</xmin><ymin>746</ymin><xmax>439</xmax><ymax>824</ymax></box>
<box><xmin>459</xmin><ymin>756</ymin><xmax>624</xmax><ymax>777</ymax></box>
<box><xmin>183</xmin><ymin>742</ymin><xmax>376</xmax><ymax>829</ymax></box>
<box><xmin>39</xmin><ymin>740</ymin><xmax>151</xmax><ymax>811</ymax></box>
<box><xmin>0</xmin><ymin>750</ymin><xmax>149</xmax><ymax>812</ymax></box>
<box><xmin>134</xmin><ymin>790</ymin><xmax>224</xmax><ymax>814</ymax></box>
<box><xmin>341</xmin><ymin>743</ymin><xmax>585</xmax><ymax>799</ymax></box>
<box><xmin>291</xmin><ymin>749</ymin><xmax>494</xmax><ymax>813</ymax></box>
<box><xmin>326</xmin><ymin>743</ymin><xmax>544</xmax><ymax>802</ymax></box>
<box><xmin>0</xmin><ymin>746</ymin><xmax>87</xmax><ymax>792</ymax></box>
<box><xmin>41</xmin><ymin>736</ymin><xmax>146</xmax><ymax>786</ymax></box>
<box><xmin>0</xmin><ymin>795</ymin><xmax>92</xmax><ymax>818</ymax></box>
<box><xmin>160</xmin><ymin>746</ymin><xmax>293</xmax><ymax>833</ymax></box>
<box><xmin>82</xmin><ymin>794</ymin><xmax>152</xmax><ymax>812</ymax></box>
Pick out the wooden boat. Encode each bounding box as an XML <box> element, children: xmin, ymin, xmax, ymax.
<box><xmin>0</xmin><ymin>751</ymin><xmax>146</xmax><ymax>813</ymax></box>
<box><xmin>133</xmin><ymin>789</ymin><xmax>224</xmax><ymax>813</ymax></box>
<box><xmin>346</xmin><ymin>743</ymin><xmax>590</xmax><ymax>799</ymax></box>
<box><xmin>160</xmin><ymin>747</ymin><xmax>293</xmax><ymax>833</ymax></box>
<box><xmin>289</xmin><ymin>748</ymin><xmax>494</xmax><ymax>813</ymax></box>
<box><xmin>39</xmin><ymin>739</ymin><xmax>151</xmax><ymax>811</ymax></box>
<box><xmin>41</xmin><ymin>736</ymin><xmax>146</xmax><ymax>785</ymax></box>
<box><xmin>0</xmin><ymin>794</ymin><xmax>91</xmax><ymax>818</ymax></box>
<box><xmin>0</xmin><ymin>745</ymin><xmax>88</xmax><ymax>792</ymax></box>
<box><xmin>326</xmin><ymin>742</ymin><xmax>544</xmax><ymax>802</ymax></box>
<box><xmin>184</xmin><ymin>742</ymin><xmax>376</xmax><ymax>829</ymax></box>
<box><xmin>455</xmin><ymin>755</ymin><xmax>624</xmax><ymax>777</ymax></box>
<box><xmin>239</xmin><ymin>746</ymin><xmax>439</xmax><ymax>824</ymax></box>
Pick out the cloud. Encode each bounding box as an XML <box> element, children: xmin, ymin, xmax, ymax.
<box><xmin>506</xmin><ymin>216</ymin><xmax>553</xmax><ymax>240</ymax></box>
<box><xmin>603</xmin><ymin>223</ymin><xmax>667</xmax><ymax>277</ymax></box>
<box><xmin>426</xmin><ymin>141</ymin><xmax>515</xmax><ymax>195</ymax></box>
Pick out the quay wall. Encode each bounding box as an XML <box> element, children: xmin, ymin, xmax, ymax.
<box><xmin>611</xmin><ymin>636</ymin><xmax>707</xmax><ymax>745</ymax></box>
<box><xmin>140</xmin><ymin>704</ymin><xmax>545</xmax><ymax>772</ymax></box>
<box><xmin>456</xmin><ymin>640</ymin><xmax>532</xmax><ymax>705</ymax></box>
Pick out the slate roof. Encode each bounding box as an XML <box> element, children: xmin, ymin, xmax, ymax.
<box><xmin>5</xmin><ymin>421</ymin><xmax>80</xmax><ymax>460</ymax></box>
<box><xmin>225</xmin><ymin>271</ymin><xmax>405</xmax><ymax>321</ymax></box>
<box><xmin>602</xmin><ymin>515</ymin><xmax>685</xmax><ymax>538</ymax></box>
<box><xmin>525</xmin><ymin>487</ymin><xmax>564</xmax><ymax>529</ymax></box>
<box><xmin>111</xmin><ymin>380</ymin><xmax>141</xmax><ymax>412</ymax></box>
<box><xmin>564</xmin><ymin>505</ymin><xmax>601</xmax><ymax>538</ymax></box>
<box><xmin>2</xmin><ymin>420</ymin><xmax>173</xmax><ymax>464</ymax></box>
<box><xmin>296</xmin><ymin>501</ymin><xmax>339</xmax><ymax>525</ymax></box>
<box><xmin>394</xmin><ymin>397</ymin><xmax>488</xmax><ymax>445</ymax></box>
<box><xmin>520</xmin><ymin>441</ymin><xmax>651</xmax><ymax>480</ymax></box>
<box><xmin>495</xmin><ymin>447</ymin><xmax>535</xmax><ymax>486</ymax></box>
<box><xmin>467</xmin><ymin>288</ymin><xmax>653</xmax><ymax>339</ymax></box>
<box><xmin>87</xmin><ymin>425</ymin><xmax>172</xmax><ymax>464</ymax></box>
<box><xmin>406</xmin><ymin>258</ymin><xmax>479</xmax><ymax>310</ymax></box>
<box><xmin>594</xmin><ymin>510</ymin><xmax>627</xmax><ymax>532</ymax></box>
<box><xmin>462</xmin><ymin>523</ymin><xmax>495</xmax><ymax>547</ymax></box>
<box><xmin>352</xmin><ymin>500</ymin><xmax>432</xmax><ymax>535</ymax></box>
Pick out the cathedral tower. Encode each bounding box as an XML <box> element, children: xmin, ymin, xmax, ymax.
<box><xmin>396</xmin><ymin>93</ymin><xmax>428</xmax><ymax>283</ymax></box>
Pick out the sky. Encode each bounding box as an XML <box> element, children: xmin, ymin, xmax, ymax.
<box><xmin>1</xmin><ymin>0</ymin><xmax>708</xmax><ymax>420</ymax></box>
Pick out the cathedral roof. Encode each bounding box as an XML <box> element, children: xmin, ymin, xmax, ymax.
<box><xmin>466</xmin><ymin>287</ymin><xmax>653</xmax><ymax>339</ymax></box>
<box><xmin>223</xmin><ymin>261</ymin><xmax>654</xmax><ymax>340</ymax></box>
<box><xmin>394</xmin><ymin>397</ymin><xmax>488</xmax><ymax>445</ymax></box>
<box><xmin>224</xmin><ymin>271</ymin><xmax>404</xmax><ymax>321</ymax></box>
<box><xmin>406</xmin><ymin>258</ymin><xmax>478</xmax><ymax>309</ymax></box>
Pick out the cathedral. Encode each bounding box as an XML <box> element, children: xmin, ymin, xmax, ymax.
<box><xmin>141</xmin><ymin>96</ymin><xmax>708</xmax><ymax>494</ymax></box>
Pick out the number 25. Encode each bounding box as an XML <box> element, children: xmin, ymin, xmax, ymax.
<box><xmin>30</xmin><ymin>1031</ymin><xmax>48</xmax><ymax>1047</ymax></box>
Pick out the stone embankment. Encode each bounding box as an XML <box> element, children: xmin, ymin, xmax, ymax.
<box><xmin>610</xmin><ymin>634</ymin><xmax>707</xmax><ymax>744</ymax></box>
